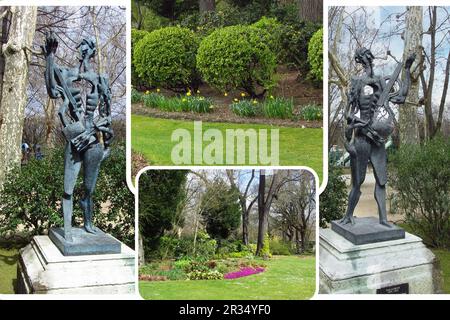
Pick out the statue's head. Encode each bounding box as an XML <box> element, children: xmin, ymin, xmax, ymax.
<box><xmin>77</xmin><ymin>38</ymin><xmax>96</xmax><ymax>61</ymax></box>
<box><xmin>354</xmin><ymin>47</ymin><xmax>374</xmax><ymax>68</ymax></box>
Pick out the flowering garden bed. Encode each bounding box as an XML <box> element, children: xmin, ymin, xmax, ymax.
<box><xmin>224</xmin><ymin>267</ymin><xmax>265</xmax><ymax>279</ymax></box>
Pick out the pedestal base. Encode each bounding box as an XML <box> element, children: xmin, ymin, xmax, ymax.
<box><xmin>49</xmin><ymin>227</ymin><xmax>121</xmax><ymax>256</ymax></box>
<box><xmin>319</xmin><ymin>228</ymin><xmax>441</xmax><ymax>294</ymax></box>
<box><xmin>331</xmin><ymin>217</ymin><xmax>405</xmax><ymax>245</ymax></box>
<box><xmin>17</xmin><ymin>235</ymin><xmax>135</xmax><ymax>294</ymax></box>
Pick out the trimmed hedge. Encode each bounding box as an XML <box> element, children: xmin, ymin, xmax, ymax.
<box><xmin>197</xmin><ymin>25</ymin><xmax>276</xmax><ymax>97</ymax></box>
<box><xmin>133</xmin><ymin>26</ymin><xmax>200</xmax><ymax>91</ymax></box>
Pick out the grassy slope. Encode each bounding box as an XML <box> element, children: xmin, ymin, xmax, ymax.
<box><xmin>0</xmin><ymin>247</ymin><xmax>18</xmax><ymax>294</ymax></box>
<box><xmin>131</xmin><ymin>115</ymin><xmax>323</xmax><ymax>180</ymax></box>
<box><xmin>139</xmin><ymin>255</ymin><xmax>316</xmax><ymax>300</ymax></box>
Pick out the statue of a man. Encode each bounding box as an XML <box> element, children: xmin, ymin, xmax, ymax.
<box><xmin>340</xmin><ymin>47</ymin><xmax>415</xmax><ymax>227</ymax></box>
<box><xmin>43</xmin><ymin>31</ymin><xmax>114</xmax><ymax>242</ymax></box>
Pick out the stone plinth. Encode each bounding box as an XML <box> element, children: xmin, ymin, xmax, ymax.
<box><xmin>331</xmin><ymin>217</ymin><xmax>405</xmax><ymax>245</ymax></box>
<box><xmin>17</xmin><ymin>235</ymin><xmax>135</xmax><ymax>294</ymax></box>
<box><xmin>49</xmin><ymin>227</ymin><xmax>121</xmax><ymax>256</ymax></box>
<box><xmin>319</xmin><ymin>228</ymin><xmax>441</xmax><ymax>294</ymax></box>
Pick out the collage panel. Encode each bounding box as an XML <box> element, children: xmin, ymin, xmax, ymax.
<box><xmin>320</xmin><ymin>4</ymin><xmax>450</xmax><ymax>294</ymax></box>
<box><xmin>130</xmin><ymin>0</ymin><xmax>325</xmax><ymax>184</ymax></box>
<box><xmin>0</xmin><ymin>5</ymin><xmax>134</xmax><ymax>295</ymax></box>
<box><xmin>137</xmin><ymin>168</ymin><xmax>317</xmax><ymax>300</ymax></box>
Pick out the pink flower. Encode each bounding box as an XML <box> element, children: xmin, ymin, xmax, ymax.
<box><xmin>224</xmin><ymin>267</ymin><xmax>265</xmax><ymax>280</ymax></box>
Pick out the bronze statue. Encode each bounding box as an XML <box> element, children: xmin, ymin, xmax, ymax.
<box><xmin>43</xmin><ymin>31</ymin><xmax>114</xmax><ymax>242</ymax></box>
<box><xmin>340</xmin><ymin>47</ymin><xmax>415</xmax><ymax>227</ymax></box>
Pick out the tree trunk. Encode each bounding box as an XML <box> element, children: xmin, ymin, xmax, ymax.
<box><xmin>44</xmin><ymin>97</ymin><xmax>56</xmax><ymax>148</ymax></box>
<box><xmin>298</xmin><ymin>0</ymin><xmax>322</xmax><ymax>23</ymax></box>
<box><xmin>199</xmin><ymin>0</ymin><xmax>215</xmax><ymax>13</ymax></box>
<box><xmin>256</xmin><ymin>170</ymin><xmax>266</xmax><ymax>255</ymax></box>
<box><xmin>138</xmin><ymin>232</ymin><xmax>145</xmax><ymax>266</ymax></box>
<box><xmin>399</xmin><ymin>6</ymin><xmax>421</xmax><ymax>145</ymax></box>
<box><xmin>242</xmin><ymin>208</ymin><xmax>249</xmax><ymax>245</ymax></box>
<box><xmin>0</xmin><ymin>6</ymin><xmax>37</xmax><ymax>188</ymax></box>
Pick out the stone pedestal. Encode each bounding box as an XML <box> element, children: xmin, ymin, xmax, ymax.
<box><xmin>319</xmin><ymin>228</ymin><xmax>441</xmax><ymax>294</ymax></box>
<box><xmin>17</xmin><ymin>235</ymin><xmax>135</xmax><ymax>294</ymax></box>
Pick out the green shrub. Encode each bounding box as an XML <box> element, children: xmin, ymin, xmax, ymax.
<box><xmin>269</xmin><ymin>238</ymin><xmax>292</xmax><ymax>255</ymax></box>
<box><xmin>389</xmin><ymin>136</ymin><xmax>450</xmax><ymax>249</ymax></box>
<box><xmin>262</xmin><ymin>96</ymin><xmax>294</xmax><ymax>119</ymax></box>
<box><xmin>141</xmin><ymin>92</ymin><xmax>213</xmax><ymax>113</ymax></box>
<box><xmin>308</xmin><ymin>28</ymin><xmax>323</xmax><ymax>82</ymax></box>
<box><xmin>187</xmin><ymin>270</ymin><xmax>223</xmax><ymax>280</ymax></box>
<box><xmin>134</xmin><ymin>26</ymin><xmax>200</xmax><ymax>91</ymax></box>
<box><xmin>173</xmin><ymin>257</ymin><xmax>192</xmax><ymax>271</ymax></box>
<box><xmin>230</xmin><ymin>99</ymin><xmax>259</xmax><ymax>117</ymax></box>
<box><xmin>319</xmin><ymin>164</ymin><xmax>347</xmax><ymax>228</ymax></box>
<box><xmin>131</xmin><ymin>29</ymin><xmax>149</xmax><ymax>86</ymax></box>
<box><xmin>197</xmin><ymin>25</ymin><xmax>276</xmax><ymax>97</ymax></box>
<box><xmin>278</xmin><ymin>21</ymin><xmax>320</xmax><ymax>73</ymax></box>
<box><xmin>251</xmin><ymin>16</ymin><xmax>282</xmax><ymax>56</ymax></box>
<box><xmin>300</xmin><ymin>104</ymin><xmax>323</xmax><ymax>121</ymax></box>
<box><xmin>260</xmin><ymin>233</ymin><xmax>272</xmax><ymax>259</ymax></box>
<box><xmin>0</xmin><ymin>144</ymin><xmax>134</xmax><ymax>248</ymax></box>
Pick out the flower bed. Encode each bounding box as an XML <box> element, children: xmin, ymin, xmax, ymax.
<box><xmin>224</xmin><ymin>267</ymin><xmax>265</xmax><ymax>280</ymax></box>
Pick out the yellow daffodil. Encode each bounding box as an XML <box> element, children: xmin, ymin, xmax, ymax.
<box><xmin>241</xmin><ymin>92</ymin><xmax>246</xmax><ymax>97</ymax></box>
<box><xmin>270</xmin><ymin>95</ymin><xmax>274</xmax><ymax>99</ymax></box>
<box><xmin>233</xmin><ymin>98</ymin><xmax>239</xmax><ymax>102</ymax></box>
<box><xmin>156</xmin><ymin>88</ymin><xmax>160</xmax><ymax>92</ymax></box>
<box><xmin>199</xmin><ymin>97</ymin><xmax>204</xmax><ymax>101</ymax></box>
<box><xmin>196</xmin><ymin>89</ymin><xmax>200</xmax><ymax>94</ymax></box>
<box><xmin>182</xmin><ymin>98</ymin><xmax>187</xmax><ymax>102</ymax></box>
<box><xmin>252</xmin><ymin>100</ymin><xmax>257</xmax><ymax>104</ymax></box>
<box><xmin>224</xmin><ymin>92</ymin><xmax>228</xmax><ymax>97</ymax></box>
<box><xmin>145</xmin><ymin>90</ymin><xmax>150</xmax><ymax>95</ymax></box>
<box><xmin>186</xmin><ymin>91</ymin><xmax>191</xmax><ymax>96</ymax></box>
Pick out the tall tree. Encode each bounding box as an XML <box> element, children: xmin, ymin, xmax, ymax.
<box><xmin>0</xmin><ymin>6</ymin><xmax>37</xmax><ymax>188</ymax></box>
<box><xmin>256</xmin><ymin>170</ymin><xmax>279</xmax><ymax>255</ymax></box>
<box><xmin>420</xmin><ymin>6</ymin><xmax>450</xmax><ymax>139</ymax></box>
<box><xmin>298</xmin><ymin>0</ymin><xmax>322</xmax><ymax>23</ymax></box>
<box><xmin>226</xmin><ymin>169</ymin><xmax>258</xmax><ymax>245</ymax></box>
<box><xmin>399</xmin><ymin>6</ymin><xmax>422</xmax><ymax>145</ymax></box>
<box><xmin>139</xmin><ymin>170</ymin><xmax>187</xmax><ymax>261</ymax></box>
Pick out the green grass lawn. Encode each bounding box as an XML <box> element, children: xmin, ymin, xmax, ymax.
<box><xmin>132</xmin><ymin>115</ymin><xmax>323</xmax><ymax>180</ymax></box>
<box><xmin>432</xmin><ymin>249</ymin><xmax>450</xmax><ymax>294</ymax></box>
<box><xmin>0</xmin><ymin>247</ymin><xmax>18</xmax><ymax>294</ymax></box>
<box><xmin>139</xmin><ymin>255</ymin><xmax>315</xmax><ymax>300</ymax></box>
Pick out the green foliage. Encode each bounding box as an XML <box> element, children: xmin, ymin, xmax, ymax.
<box><xmin>197</xmin><ymin>25</ymin><xmax>276</xmax><ymax>97</ymax></box>
<box><xmin>230</xmin><ymin>99</ymin><xmax>259</xmax><ymax>117</ymax></box>
<box><xmin>319</xmin><ymin>164</ymin><xmax>347</xmax><ymax>228</ymax></box>
<box><xmin>262</xmin><ymin>96</ymin><xmax>293</xmax><ymax>119</ymax></box>
<box><xmin>308</xmin><ymin>28</ymin><xmax>323</xmax><ymax>82</ymax></box>
<box><xmin>139</xmin><ymin>261</ymin><xmax>187</xmax><ymax>280</ymax></box>
<box><xmin>389</xmin><ymin>136</ymin><xmax>450</xmax><ymax>249</ymax></box>
<box><xmin>131</xmin><ymin>1</ymin><xmax>169</xmax><ymax>31</ymax></box>
<box><xmin>269</xmin><ymin>237</ymin><xmax>293</xmax><ymax>255</ymax></box>
<box><xmin>215</xmin><ymin>239</ymin><xmax>254</xmax><ymax>259</ymax></box>
<box><xmin>260</xmin><ymin>233</ymin><xmax>272</xmax><ymax>259</ymax></box>
<box><xmin>0</xmin><ymin>144</ymin><xmax>134</xmax><ymax>247</ymax></box>
<box><xmin>200</xmin><ymin>179</ymin><xmax>241</xmax><ymax>240</ymax></box>
<box><xmin>278</xmin><ymin>21</ymin><xmax>321</xmax><ymax>73</ymax></box>
<box><xmin>134</xmin><ymin>26</ymin><xmax>200</xmax><ymax>90</ymax></box>
<box><xmin>300</xmin><ymin>104</ymin><xmax>323</xmax><ymax>121</ymax></box>
<box><xmin>131</xmin><ymin>29</ymin><xmax>149</xmax><ymax>86</ymax></box>
<box><xmin>187</xmin><ymin>270</ymin><xmax>223</xmax><ymax>280</ymax></box>
<box><xmin>139</xmin><ymin>170</ymin><xmax>188</xmax><ymax>259</ymax></box>
<box><xmin>141</xmin><ymin>91</ymin><xmax>213</xmax><ymax>113</ymax></box>
<box><xmin>131</xmin><ymin>88</ymin><xmax>144</xmax><ymax>103</ymax></box>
